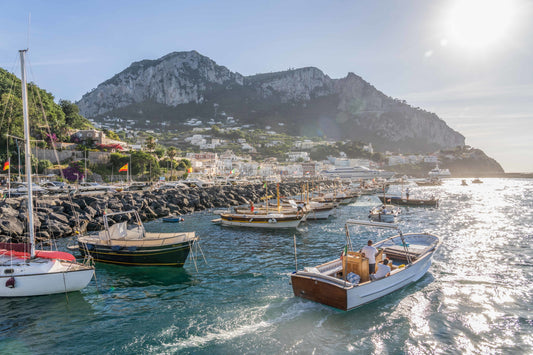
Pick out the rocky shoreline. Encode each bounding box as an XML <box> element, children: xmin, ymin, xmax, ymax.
<box><xmin>0</xmin><ymin>181</ymin><xmax>334</xmax><ymax>243</ymax></box>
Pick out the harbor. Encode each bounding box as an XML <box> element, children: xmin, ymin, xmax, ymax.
<box><xmin>1</xmin><ymin>178</ymin><xmax>532</xmax><ymax>353</ymax></box>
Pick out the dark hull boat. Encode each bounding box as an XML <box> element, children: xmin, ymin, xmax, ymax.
<box><xmin>378</xmin><ymin>196</ymin><xmax>439</xmax><ymax>207</ymax></box>
<box><xmin>78</xmin><ymin>210</ymin><xmax>197</xmax><ymax>267</ymax></box>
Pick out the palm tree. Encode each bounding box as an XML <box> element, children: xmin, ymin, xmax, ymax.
<box><xmin>167</xmin><ymin>146</ymin><xmax>177</xmax><ymax>180</ymax></box>
<box><xmin>145</xmin><ymin>136</ymin><xmax>156</xmax><ymax>152</ymax></box>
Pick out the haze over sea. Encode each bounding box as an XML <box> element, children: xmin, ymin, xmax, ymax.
<box><xmin>0</xmin><ymin>178</ymin><xmax>531</xmax><ymax>354</ymax></box>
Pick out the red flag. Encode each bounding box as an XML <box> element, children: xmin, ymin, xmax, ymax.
<box><xmin>119</xmin><ymin>163</ymin><xmax>128</xmax><ymax>172</ymax></box>
<box><xmin>2</xmin><ymin>161</ymin><xmax>9</xmax><ymax>171</ymax></box>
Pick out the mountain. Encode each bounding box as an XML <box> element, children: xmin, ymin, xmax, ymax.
<box><xmin>78</xmin><ymin>50</ymin><xmax>465</xmax><ymax>153</ymax></box>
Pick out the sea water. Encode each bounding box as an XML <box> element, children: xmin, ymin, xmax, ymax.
<box><xmin>1</xmin><ymin>178</ymin><xmax>531</xmax><ymax>354</ymax></box>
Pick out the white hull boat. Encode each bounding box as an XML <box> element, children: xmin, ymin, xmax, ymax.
<box><xmin>217</xmin><ymin>212</ymin><xmax>305</xmax><ymax>229</ymax></box>
<box><xmin>0</xmin><ymin>255</ymin><xmax>94</xmax><ymax>297</ymax></box>
<box><xmin>291</xmin><ymin>220</ymin><xmax>439</xmax><ymax>311</ymax></box>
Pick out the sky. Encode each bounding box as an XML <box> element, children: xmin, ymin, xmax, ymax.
<box><xmin>1</xmin><ymin>0</ymin><xmax>532</xmax><ymax>172</ymax></box>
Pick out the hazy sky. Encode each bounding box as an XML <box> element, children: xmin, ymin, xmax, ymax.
<box><xmin>1</xmin><ymin>0</ymin><xmax>532</xmax><ymax>172</ymax></box>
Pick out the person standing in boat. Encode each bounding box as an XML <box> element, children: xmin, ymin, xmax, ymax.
<box><xmin>361</xmin><ymin>240</ymin><xmax>378</xmax><ymax>274</ymax></box>
<box><xmin>405</xmin><ymin>188</ymin><xmax>410</xmax><ymax>201</ymax></box>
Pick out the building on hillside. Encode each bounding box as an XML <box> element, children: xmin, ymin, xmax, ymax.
<box><xmin>287</xmin><ymin>151</ymin><xmax>310</xmax><ymax>162</ymax></box>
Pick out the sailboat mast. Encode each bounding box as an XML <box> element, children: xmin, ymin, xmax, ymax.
<box><xmin>19</xmin><ymin>49</ymin><xmax>35</xmax><ymax>258</ymax></box>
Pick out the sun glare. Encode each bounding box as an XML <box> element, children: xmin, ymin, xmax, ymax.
<box><xmin>445</xmin><ymin>0</ymin><xmax>515</xmax><ymax>50</ymax></box>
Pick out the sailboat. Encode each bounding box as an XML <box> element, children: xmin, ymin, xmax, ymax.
<box><xmin>0</xmin><ymin>49</ymin><xmax>94</xmax><ymax>297</ymax></box>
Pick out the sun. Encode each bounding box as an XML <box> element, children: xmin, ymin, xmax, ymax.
<box><xmin>444</xmin><ymin>0</ymin><xmax>516</xmax><ymax>50</ymax></box>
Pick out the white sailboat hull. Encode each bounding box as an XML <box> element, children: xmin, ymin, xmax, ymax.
<box><xmin>0</xmin><ymin>259</ymin><xmax>94</xmax><ymax>297</ymax></box>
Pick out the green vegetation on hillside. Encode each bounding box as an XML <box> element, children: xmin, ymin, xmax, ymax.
<box><xmin>0</xmin><ymin>67</ymin><xmax>92</xmax><ymax>161</ymax></box>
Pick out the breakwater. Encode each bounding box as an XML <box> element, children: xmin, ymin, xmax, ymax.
<box><xmin>0</xmin><ymin>181</ymin><xmax>335</xmax><ymax>243</ymax></box>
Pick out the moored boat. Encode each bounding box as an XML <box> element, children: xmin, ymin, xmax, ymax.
<box><xmin>78</xmin><ymin>210</ymin><xmax>198</xmax><ymax>266</ymax></box>
<box><xmin>218</xmin><ymin>212</ymin><xmax>306</xmax><ymax>229</ymax></box>
<box><xmin>378</xmin><ymin>195</ymin><xmax>439</xmax><ymax>207</ymax></box>
<box><xmin>290</xmin><ymin>220</ymin><xmax>440</xmax><ymax>311</ymax></box>
<box><xmin>1</xmin><ymin>49</ymin><xmax>94</xmax><ymax>297</ymax></box>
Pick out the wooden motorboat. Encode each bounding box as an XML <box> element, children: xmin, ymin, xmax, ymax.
<box><xmin>378</xmin><ymin>195</ymin><xmax>439</xmax><ymax>207</ymax></box>
<box><xmin>290</xmin><ymin>220</ymin><xmax>440</xmax><ymax>311</ymax></box>
<box><xmin>218</xmin><ymin>212</ymin><xmax>306</xmax><ymax>229</ymax></box>
<box><xmin>78</xmin><ymin>210</ymin><xmax>197</xmax><ymax>267</ymax></box>
<box><xmin>471</xmin><ymin>178</ymin><xmax>483</xmax><ymax>184</ymax></box>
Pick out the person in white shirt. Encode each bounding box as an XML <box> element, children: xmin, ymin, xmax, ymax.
<box><xmin>361</xmin><ymin>240</ymin><xmax>378</xmax><ymax>274</ymax></box>
<box><xmin>371</xmin><ymin>259</ymin><xmax>391</xmax><ymax>280</ymax></box>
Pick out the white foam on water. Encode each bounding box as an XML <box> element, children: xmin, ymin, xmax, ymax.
<box><xmin>151</xmin><ymin>299</ymin><xmax>318</xmax><ymax>352</ymax></box>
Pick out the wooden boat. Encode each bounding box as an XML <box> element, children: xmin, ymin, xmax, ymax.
<box><xmin>218</xmin><ymin>212</ymin><xmax>306</xmax><ymax>229</ymax></box>
<box><xmin>471</xmin><ymin>178</ymin><xmax>483</xmax><ymax>184</ymax></box>
<box><xmin>78</xmin><ymin>210</ymin><xmax>197</xmax><ymax>266</ymax></box>
<box><xmin>378</xmin><ymin>195</ymin><xmax>439</xmax><ymax>207</ymax></box>
<box><xmin>1</xmin><ymin>49</ymin><xmax>94</xmax><ymax>297</ymax></box>
<box><xmin>290</xmin><ymin>220</ymin><xmax>440</xmax><ymax>311</ymax></box>
<box><xmin>162</xmin><ymin>215</ymin><xmax>184</xmax><ymax>223</ymax></box>
<box><xmin>368</xmin><ymin>204</ymin><xmax>401</xmax><ymax>223</ymax></box>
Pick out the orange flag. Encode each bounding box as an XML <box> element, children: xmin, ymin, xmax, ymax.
<box><xmin>2</xmin><ymin>161</ymin><xmax>9</xmax><ymax>171</ymax></box>
<box><xmin>119</xmin><ymin>163</ymin><xmax>128</xmax><ymax>172</ymax></box>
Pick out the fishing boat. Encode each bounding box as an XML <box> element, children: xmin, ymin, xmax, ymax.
<box><xmin>0</xmin><ymin>49</ymin><xmax>94</xmax><ymax>297</ymax></box>
<box><xmin>78</xmin><ymin>210</ymin><xmax>198</xmax><ymax>266</ymax></box>
<box><xmin>290</xmin><ymin>220</ymin><xmax>440</xmax><ymax>311</ymax></box>
<box><xmin>471</xmin><ymin>178</ymin><xmax>483</xmax><ymax>184</ymax></box>
<box><xmin>378</xmin><ymin>195</ymin><xmax>439</xmax><ymax>207</ymax></box>
<box><xmin>368</xmin><ymin>204</ymin><xmax>401</xmax><ymax>223</ymax></box>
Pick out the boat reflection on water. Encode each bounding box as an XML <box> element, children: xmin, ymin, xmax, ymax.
<box><xmin>96</xmin><ymin>264</ymin><xmax>195</xmax><ymax>289</ymax></box>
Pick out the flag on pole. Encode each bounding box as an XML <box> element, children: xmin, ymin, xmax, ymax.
<box><xmin>119</xmin><ymin>163</ymin><xmax>128</xmax><ymax>172</ymax></box>
<box><xmin>340</xmin><ymin>245</ymin><xmax>348</xmax><ymax>260</ymax></box>
<box><xmin>2</xmin><ymin>161</ymin><xmax>9</xmax><ymax>171</ymax></box>
<box><xmin>187</xmin><ymin>167</ymin><xmax>193</xmax><ymax>173</ymax></box>
<box><xmin>263</xmin><ymin>182</ymin><xmax>267</xmax><ymax>188</ymax></box>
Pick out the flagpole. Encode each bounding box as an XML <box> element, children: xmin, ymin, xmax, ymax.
<box><xmin>7</xmin><ymin>158</ymin><xmax>10</xmax><ymax>198</ymax></box>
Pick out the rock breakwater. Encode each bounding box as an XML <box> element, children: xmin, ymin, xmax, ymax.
<box><xmin>0</xmin><ymin>181</ymin><xmax>332</xmax><ymax>243</ymax></box>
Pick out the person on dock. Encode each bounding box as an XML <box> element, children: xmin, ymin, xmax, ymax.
<box><xmin>361</xmin><ymin>240</ymin><xmax>378</xmax><ymax>274</ymax></box>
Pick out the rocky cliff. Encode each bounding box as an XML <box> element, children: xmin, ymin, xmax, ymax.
<box><xmin>78</xmin><ymin>51</ymin><xmax>465</xmax><ymax>153</ymax></box>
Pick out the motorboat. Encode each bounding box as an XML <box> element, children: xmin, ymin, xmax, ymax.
<box><xmin>428</xmin><ymin>164</ymin><xmax>451</xmax><ymax>178</ymax></box>
<box><xmin>78</xmin><ymin>210</ymin><xmax>198</xmax><ymax>266</ymax></box>
<box><xmin>290</xmin><ymin>220</ymin><xmax>440</xmax><ymax>311</ymax></box>
<box><xmin>368</xmin><ymin>204</ymin><xmax>401</xmax><ymax>223</ymax></box>
<box><xmin>216</xmin><ymin>212</ymin><xmax>306</xmax><ymax>229</ymax></box>
<box><xmin>378</xmin><ymin>195</ymin><xmax>439</xmax><ymax>207</ymax></box>
<box><xmin>471</xmin><ymin>178</ymin><xmax>483</xmax><ymax>184</ymax></box>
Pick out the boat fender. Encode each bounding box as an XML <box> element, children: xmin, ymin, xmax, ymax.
<box><xmin>268</xmin><ymin>218</ymin><xmax>277</xmax><ymax>223</ymax></box>
<box><xmin>5</xmin><ymin>277</ymin><xmax>15</xmax><ymax>288</ymax></box>
<box><xmin>249</xmin><ymin>218</ymin><xmax>254</xmax><ymax>222</ymax></box>
<box><xmin>399</xmin><ymin>264</ymin><xmax>405</xmax><ymax>268</ymax></box>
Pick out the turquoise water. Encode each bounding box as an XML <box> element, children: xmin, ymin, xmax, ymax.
<box><xmin>1</xmin><ymin>179</ymin><xmax>532</xmax><ymax>354</ymax></box>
